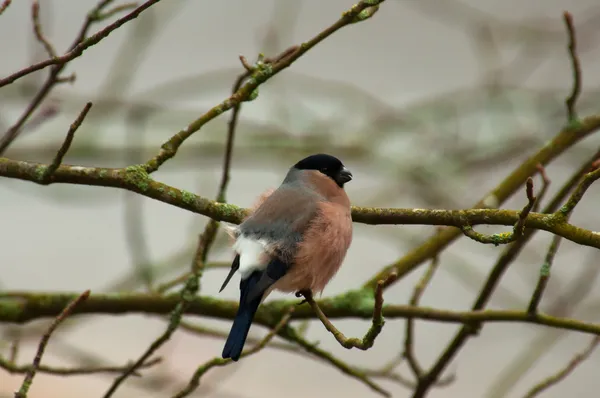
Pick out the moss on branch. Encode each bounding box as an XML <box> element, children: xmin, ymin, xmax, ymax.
<box><xmin>1</xmin><ymin>157</ymin><xmax>599</xmax><ymax>249</ymax></box>
<box><xmin>1</xmin><ymin>291</ymin><xmax>600</xmax><ymax>339</ymax></box>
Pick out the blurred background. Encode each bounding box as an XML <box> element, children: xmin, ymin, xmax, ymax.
<box><xmin>1</xmin><ymin>0</ymin><xmax>600</xmax><ymax>397</ymax></box>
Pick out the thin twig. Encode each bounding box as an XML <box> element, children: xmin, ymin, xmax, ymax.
<box><xmin>143</xmin><ymin>0</ymin><xmax>387</xmax><ymax>173</ymax></box>
<box><xmin>187</xmin><ymin>65</ymin><xmax>248</xmax><ymax>284</ymax></box>
<box><xmin>300</xmin><ymin>272</ymin><xmax>397</xmax><ymax>350</ymax></box>
<box><xmin>0</xmin><ymin>0</ymin><xmax>160</xmax><ymax>88</ymax></box>
<box><xmin>523</xmin><ymin>336</ymin><xmax>600</xmax><ymax>398</ymax></box>
<box><xmin>179</xmin><ymin>319</ymin><xmax>408</xmax><ymax>390</ymax></box>
<box><xmin>526</xmin><ymin>166</ymin><xmax>600</xmax><ymax>313</ymax></box>
<box><xmin>556</xmin><ymin>167</ymin><xmax>600</xmax><ymax>218</ymax></box>
<box><xmin>14</xmin><ymin>290</ymin><xmax>90</xmax><ymax>398</ymax></box>
<box><xmin>0</xmin><ymin>356</ymin><xmax>161</xmax><ymax>376</ymax></box>
<box><xmin>527</xmin><ymin>234</ymin><xmax>563</xmax><ymax>314</ymax></box>
<box><xmin>410</xmin><ymin>154</ymin><xmax>600</xmax><ymax>397</ymax></box>
<box><xmin>563</xmin><ymin>11</ymin><xmax>582</xmax><ymax>122</ymax></box>
<box><xmin>363</xmin><ymin>115</ymin><xmax>600</xmax><ymax>292</ymax></box>
<box><xmin>102</xmin><ymin>276</ymin><xmax>199</xmax><ymax>398</ymax></box>
<box><xmin>156</xmin><ymin>262</ymin><xmax>231</xmax><ymax>294</ymax></box>
<box><xmin>95</xmin><ymin>2</ymin><xmax>139</xmax><ymax>20</ymax></box>
<box><xmin>405</xmin><ymin>257</ymin><xmax>440</xmax><ymax>378</ymax></box>
<box><xmin>461</xmin><ymin>177</ymin><xmax>536</xmax><ymax>246</ymax></box>
<box><xmin>172</xmin><ymin>307</ymin><xmax>295</xmax><ymax>398</ymax></box>
<box><xmin>41</xmin><ymin>102</ymin><xmax>92</xmax><ymax>183</ymax></box>
<box><xmin>280</xmin><ymin>325</ymin><xmax>390</xmax><ymax>397</ymax></box>
<box><xmin>0</xmin><ymin>0</ymin><xmax>161</xmax><ymax>155</ymax></box>
<box><xmin>103</xmin><ymin>205</ymin><xmax>224</xmax><ymax>397</ymax></box>
<box><xmin>31</xmin><ymin>1</ymin><xmax>57</xmax><ymax>58</ymax></box>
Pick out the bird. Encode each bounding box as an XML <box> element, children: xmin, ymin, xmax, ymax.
<box><xmin>219</xmin><ymin>153</ymin><xmax>354</xmax><ymax>361</ymax></box>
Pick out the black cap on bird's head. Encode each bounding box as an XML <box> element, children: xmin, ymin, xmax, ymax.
<box><xmin>292</xmin><ymin>153</ymin><xmax>353</xmax><ymax>188</ymax></box>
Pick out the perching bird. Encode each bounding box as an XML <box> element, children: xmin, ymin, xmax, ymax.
<box><xmin>219</xmin><ymin>153</ymin><xmax>353</xmax><ymax>361</ymax></box>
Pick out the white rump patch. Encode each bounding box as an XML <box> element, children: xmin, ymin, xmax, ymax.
<box><xmin>233</xmin><ymin>235</ymin><xmax>269</xmax><ymax>279</ymax></box>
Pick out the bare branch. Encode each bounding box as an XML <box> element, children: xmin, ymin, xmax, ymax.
<box><xmin>143</xmin><ymin>0</ymin><xmax>387</xmax><ymax>173</ymax></box>
<box><xmin>563</xmin><ymin>11</ymin><xmax>582</xmax><ymax>122</ymax></box>
<box><xmin>461</xmin><ymin>177</ymin><xmax>536</xmax><ymax>246</ymax></box>
<box><xmin>31</xmin><ymin>1</ymin><xmax>57</xmax><ymax>58</ymax></box>
<box><xmin>0</xmin><ymin>356</ymin><xmax>161</xmax><ymax>377</ymax></box>
<box><xmin>102</xmin><ymin>274</ymin><xmax>199</xmax><ymax>398</ymax></box>
<box><xmin>0</xmin><ymin>0</ymin><xmax>161</xmax><ymax>88</ymax></box>
<box><xmin>300</xmin><ymin>272</ymin><xmax>396</xmax><ymax>350</ymax></box>
<box><xmin>172</xmin><ymin>307</ymin><xmax>295</xmax><ymax>398</ymax></box>
<box><xmin>405</xmin><ymin>257</ymin><xmax>440</xmax><ymax>378</ymax></box>
<box><xmin>523</xmin><ymin>336</ymin><xmax>600</xmax><ymax>398</ymax></box>
<box><xmin>14</xmin><ymin>290</ymin><xmax>90</xmax><ymax>398</ymax></box>
<box><xmin>363</xmin><ymin>114</ymin><xmax>600</xmax><ymax>290</ymax></box>
<box><xmin>527</xmin><ymin>234</ymin><xmax>564</xmax><ymax>314</ymax></box>
<box><xmin>40</xmin><ymin>102</ymin><xmax>92</xmax><ymax>183</ymax></box>
<box><xmin>0</xmin><ymin>0</ymin><xmax>161</xmax><ymax>157</ymax></box>
<box><xmin>409</xmin><ymin>152</ymin><xmax>600</xmax><ymax>397</ymax></box>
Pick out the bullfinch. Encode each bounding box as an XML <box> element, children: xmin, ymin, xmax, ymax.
<box><xmin>219</xmin><ymin>153</ymin><xmax>353</xmax><ymax>361</ymax></box>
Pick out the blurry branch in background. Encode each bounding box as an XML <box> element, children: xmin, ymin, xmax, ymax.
<box><xmin>523</xmin><ymin>336</ymin><xmax>600</xmax><ymax>398</ymax></box>
<box><xmin>563</xmin><ymin>11</ymin><xmax>582</xmax><ymax>123</ymax></box>
<box><xmin>1</xmin><ymin>1</ymin><xmax>600</xmax><ymax>398</ymax></box>
<box><xmin>31</xmin><ymin>1</ymin><xmax>57</xmax><ymax>59</ymax></box>
<box><xmin>40</xmin><ymin>102</ymin><xmax>93</xmax><ymax>183</ymax></box>
<box><xmin>405</xmin><ymin>255</ymin><xmax>440</xmax><ymax>379</ymax></box>
<box><xmin>0</xmin><ymin>356</ymin><xmax>161</xmax><ymax>377</ymax></box>
<box><xmin>0</xmin><ymin>0</ymin><xmax>162</xmax><ymax>156</ymax></box>
<box><xmin>13</xmin><ymin>290</ymin><xmax>90</xmax><ymax>398</ymax></box>
<box><xmin>171</xmin><ymin>307</ymin><xmax>296</xmax><ymax>398</ymax></box>
<box><xmin>410</xmin><ymin>12</ymin><xmax>591</xmax><ymax>398</ymax></box>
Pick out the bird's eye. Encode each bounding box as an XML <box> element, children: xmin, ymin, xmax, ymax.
<box><xmin>320</xmin><ymin>167</ymin><xmax>328</xmax><ymax>173</ymax></box>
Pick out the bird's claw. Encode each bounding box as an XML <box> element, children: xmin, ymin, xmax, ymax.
<box><xmin>295</xmin><ymin>289</ymin><xmax>311</xmax><ymax>305</ymax></box>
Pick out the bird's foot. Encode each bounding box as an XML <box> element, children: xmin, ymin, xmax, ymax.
<box><xmin>295</xmin><ymin>289</ymin><xmax>312</xmax><ymax>305</ymax></box>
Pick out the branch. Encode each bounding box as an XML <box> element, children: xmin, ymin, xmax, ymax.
<box><xmin>0</xmin><ymin>356</ymin><xmax>161</xmax><ymax>377</ymax></box>
<box><xmin>179</xmin><ymin>319</ymin><xmax>400</xmax><ymax>394</ymax></box>
<box><xmin>14</xmin><ymin>290</ymin><xmax>90</xmax><ymax>398</ymax></box>
<box><xmin>300</xmin><ymin>272</ymin><xmax>397</xmax><ymax>350</ymax></box>
<box><xmin>184</xmin><ymin>63</ymin><xmax>248</xmax><ymax>291</ymax></box>
<box><xmin>461</xmin><ymin>177</ymin><xmax>536</xmax><ymax>245</ymax></box>
<box><xmin>563</xmin><ymin>11</ymin><xmax>582</xmax><ymax>123</ymax></box>
<box><xmin>142</xmin><ymin>0</ymin><xmax>385</xmax><ymax>173</ymax></box>
<box><xmin>31</xmin><ymin>1</ymin><xmax>57</xmax><ymax>58</ymax></box>
<box><xmin>277</xmin><ymin>324</ymin><xmax>390</xmax><ymax>397</ymax></box>
<box><xmin>41</xmin><ymin>102</ymin><xmax>93</xmax><ymax>183</ymax></box>
<box><xmin>2</xmin><ymin>157</ymin><xmax>600</xmax><ymax>250</ymax></box>
<box><xmin>523</xmin><ymin>336</ymin><xmax>600</xmax><ymax>398</ymax></box>
<box><xmin>363</xmin><ymin>113</ymin><xmax>600</xmax><ymax>290</ymax></box>
<box><xmin>411</xmin><ymin>151</ymin><xmax>600</xmax><ymax>397</ymax></box>
<box><xmin>405</xmin><ymin>256</ymin><xmax>440</xmax><ymax>378</ymax></box>
<box><xmin>0</xmin><ymin>0</ymin><xmax>161</xmax><ymax>155</ymax></box>
<box><xmin>557</xmin><ymin>166</ymin><xmax>600</xmax><ymax>218</ymax></box>
<box><xmin>102</xmin><ymin>274</ymin><xmax>199</xmax><ymax>398</ymax></box>
<box><xmin>172</xmin><ymin>307</ymin><xmax>295</xmax><ymax>398</ymax></box>
<box><xmin>0</xmin><ymin>0</ymin><xmax>161</xmax><ymax>88</ymax></box>
<box><xmin>526</xmin><ymin>234</ymin><xmax>563</xmax><ymax>314</ymax></box>
<box><xmin>527</xmin><ymin>165</ymin><xmax>600</xmax><ymax>313</ymax></box>
<box><xmin>3</xmin><ymin>292</ymin><xmax>600</xmax><ymax>337</ymax></box>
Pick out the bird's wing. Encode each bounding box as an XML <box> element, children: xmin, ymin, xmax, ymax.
<box><xmin>219</xmin><ymin>185</ymin><xmax>321</xmax><ymax>294</ymax></box>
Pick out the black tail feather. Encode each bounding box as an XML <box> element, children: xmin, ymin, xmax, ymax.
<box><xmin>222</xmin><ymin>258</ymin><xmax>290</xmax><ymax>361</ymax></box>
<box><xmin>222</xmin><ymin>271</ymin><xmax>262</xmax><ymax>361</ymax></box>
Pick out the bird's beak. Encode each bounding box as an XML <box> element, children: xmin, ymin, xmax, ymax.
<box><xmin>337</xmin><ymin>166</ymin><xmax>353</xmax><ymax>184</ymax></box>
